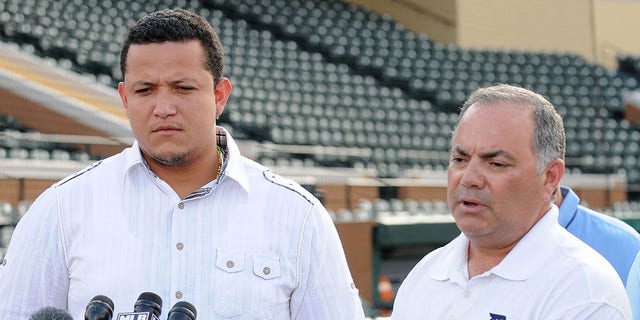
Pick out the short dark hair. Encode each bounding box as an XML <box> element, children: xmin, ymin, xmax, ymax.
<box><xmin>119</xmin><ymin>9</ymin><xmax>224</xmax><ymax>84</ymax></box>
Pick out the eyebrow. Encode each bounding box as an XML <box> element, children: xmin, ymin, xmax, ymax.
<box><xmin>452</xmin><ymin>145</ymin><xmax>517</xmax><ymax>162</ymax></box>
<box><xmin>131</xmin><ymin>78</ymin><xmax>198</xmax><ymax>86</ymax></box>
<box><xmin>170</xmin><ymin>78</ymin><xmax>198</xmax><ymax>85</ymax></box>
<box><xmin>132</xmin><ymin>80</ymin><xmax>156</xmax><ymax>86</ymax></box>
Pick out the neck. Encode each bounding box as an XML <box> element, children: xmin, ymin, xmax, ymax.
<box><xmin>467</xmin><ymin>240</ymin><xmax>517</xmax><ymax>279</ymax></box>
<box><xmin>144</xmin><ymin>148</ymin><xmax>220</xmax><ymax>199</ymax></box>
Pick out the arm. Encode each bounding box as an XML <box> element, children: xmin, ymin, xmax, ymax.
<box><xmin>0</xmin><ymin>187</ymin><xmax>69</xmax><ymax>318</ymax></box>
<box><xmin>290</xmin><ymin>204</ymin><xmax>365</xmax><ymax>319</ymax></box>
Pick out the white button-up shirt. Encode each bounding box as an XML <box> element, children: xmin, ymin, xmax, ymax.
<box><xmin>391</xmin><ymin>206</ymin><xmax>632</xmax><ymax>320</ymax></box>
<box><xmin>0</xmin><ymin>128</ymin><xmax>364</xmax><ymax>319</ymax></box>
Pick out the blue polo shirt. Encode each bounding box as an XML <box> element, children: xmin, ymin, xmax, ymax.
<box><xmin>558</xmin><ymin>185</ymin><xmax>640</xmax><ymax>286</ymax></box>
<box><xmin>627</xmin><ymin>253</ymin><xmax>640</xmax><ymax>319</ymax></box>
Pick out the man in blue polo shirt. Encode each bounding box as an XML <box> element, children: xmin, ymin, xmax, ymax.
<box><xmin>556</xmin><ymin>185</ymin><xmax>640</xmax><ymax>285</ymax></box>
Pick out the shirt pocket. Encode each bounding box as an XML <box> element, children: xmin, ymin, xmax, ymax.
<box><xmin>250</xmin><ymin>255</ymin><xmax>282</xmax><ymax>319</ymax></box>
<box><xmin>214</xmin><ymin>249</ymin><xmax>246</xmax><ymax>317</ymax></box>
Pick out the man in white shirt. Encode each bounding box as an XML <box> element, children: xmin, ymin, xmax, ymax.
<box><xmin>0</xmin><ymin>9</ymin><xmax>364</xmax><ymax>320</ymax></box>
<box><xmin>391</xmin><ymin>84</ymin><xmax>631</xmax><ymax>319</ymax></box>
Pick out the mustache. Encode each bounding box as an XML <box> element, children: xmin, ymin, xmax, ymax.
<box><xmin>452</xmin><ymin>187</ymin><xmax>492</xmax><ymax>205</ymax></box>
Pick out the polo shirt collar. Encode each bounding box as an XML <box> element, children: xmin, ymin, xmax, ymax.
<box><xmin>557</xmin><ymin>185</ymin><xmax>579</xmax><ymax>227</ymax></box>
<box><xmin>430</xmin><ymin>206</ymin><xmax>563</xmax><ymax>282</ymax></box>
<box><xmin>491</xmin><ymin>206</ymin><xmax>562</xmax><ymax>281</ymax></box>
<box><xmin>430</xmin><ymin>233</ymin><xmax>469</xmax><ymax>281</ymax></box>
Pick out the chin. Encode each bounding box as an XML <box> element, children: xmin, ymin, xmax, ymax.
<box><xmin>455</xmin><ymin>216</ymin><xmax>488</xmax><ymax>234</ymax></box>
<box><xmin>150</xmin><ymin>151</ymin><xmax>189</xmax><ymax>167</ymax></box>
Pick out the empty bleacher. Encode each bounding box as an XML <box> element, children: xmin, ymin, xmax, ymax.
<box><xmin>2</xmin><ymin>0</ymin><xmax>640</xmax><ymax>189</ymax></box>
<box><xmin>0</xmin><ymin>114</ymin><xmax>105</xmax><ymax>162</ymax></box>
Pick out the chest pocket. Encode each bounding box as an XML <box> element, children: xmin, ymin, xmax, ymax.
<box><xmin>213</xmin><ymin>249</ymin><xmax>282</xmax><ymax>319</ymax></box>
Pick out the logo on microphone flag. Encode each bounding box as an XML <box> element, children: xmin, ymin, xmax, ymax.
<box><xmin>116</xmin><ymin>312</ymin><xmax>160</xmax><ymax>320</ymax></box>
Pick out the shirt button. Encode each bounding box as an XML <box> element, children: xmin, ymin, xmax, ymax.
<box><xmin>263</xmin><ymin>267</ymin><xmax>271</xmax><ymax>275</ymax></box>
<box><xmin>350</xmin><ymin>282</ymin><xmax>356</xmax><ymax>289</ymax></box>
<box><xmin>447</xmin><ymin>315</ymin><xmax>455</xmax><ymax>320</ymax></box>
<box><xmin>463</xmin><ymin>290</ymin><xmax>470</xmax><ymax>298</ymax></box>
<box><xmin>176</xmin><ymin>242</ymin><xmax>184</xmax><ymax>250</ymax></box>
<box><xmin>178</xmin><ymin>203</ymin><xmax>184</xmax><ymax>209</ymax></box>
<box><xmin>226</xmin><ymin>260</ymin><xmax>235</xmax><ymax>268</ymax></box>
<box><xmin>175</xmin><ymin>291</ymin><xmax>183</xmax><ymax>299</ymax></box>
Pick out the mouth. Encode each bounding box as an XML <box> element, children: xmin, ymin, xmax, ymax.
<box><xmin>460</xmin><ymin>198</ymin><xmax>483</xmax><ymax>208</ymax></box>
<box><xmin>152</xmin><ymin>126</ymin><xmax>181</xmax><ymax>133</ymax></box>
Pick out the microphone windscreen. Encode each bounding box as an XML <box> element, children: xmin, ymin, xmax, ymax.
<box><xmin>167</xmin><ymin>301</ymin><xmax>197</xmax><ymax>320</ymax></box>
<box><xmin>29</xmin><ymin>306</ymin><xmax>73</xmax><ymax>320</ymax></box>
<box><xmin>134</xmin><ymin>291</ymin><xmax>163</xmax><ymax>317</ymax></box>
<box><xmin>85</xmin><ymin>294</ymin><xmax>115</xmax><ymax>320</ymax></box>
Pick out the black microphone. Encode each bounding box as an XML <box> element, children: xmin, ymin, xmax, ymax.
<box><xmin>29</xmin><ymin>306</ymin><xmax>73</xmax><ymax>320</ymax></box>
<box><xmin>115</xmin><ymin>291</ymin><xmax>163</xmax><ymax>320</ymax></box>
<box><xmin>84</xmin><ymin>295</ymin><xmax>115</xmax><ymax>320</ymax></box>
<box><xmin>167</xmin><ymin>301</ymin><xmax>197</xmax><ymax>320</ymax></box>
<box><xmin>134</xmin><ymin>292</ymin><xmax>162</xmax><ymax>317</ymax></box>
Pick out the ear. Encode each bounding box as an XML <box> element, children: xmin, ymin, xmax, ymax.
<box><xmin>214</xmin><ymin>77</ymin><xmax>232</xmax><ymax>118</ymax></box>
<box><xmin>543</xmin><ymin>158</ymin><xmax>565</xmax><ymax>203</ymax></box>
<box><xmin>118</xmin><ymin>82</ymin><xmax>129</xmax><ymax>112</ymax></box>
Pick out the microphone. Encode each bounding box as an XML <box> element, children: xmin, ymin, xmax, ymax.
<box><xmin>30</xmin><ymin>306</ymin><xmax>73</xmax><ymax>320</ymax></box>
<box><xmin>167</xmin><ymin>301</ymin><xmax>197</xmax><ymax>320</ymax></box>
<box><xmin>115</xmin><ymin>291</ymin><xmax>163</xmax><ymax>320</ymax></box>
<box><xmin>85</xmin><ymin>295</ymin><xmax>115</xmax><ymax>320</ymax></box>
<box><xmin>134</xmin><ymin>292</ymin><xmax>162</xmax><ymax>317</ymax></box>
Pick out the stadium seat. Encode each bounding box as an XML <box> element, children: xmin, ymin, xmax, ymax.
<box><xmin>2</xmin><ymin>0</ymin><xmax>640</xmax><ymax>186</ymax></box>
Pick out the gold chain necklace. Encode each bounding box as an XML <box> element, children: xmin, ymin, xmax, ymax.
<box><xmin>215</xmin><ymin>146</ymin><xmax>223</xmax><ymax>180</ymax></box>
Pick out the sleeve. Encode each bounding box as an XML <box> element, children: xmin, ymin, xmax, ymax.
<box><xmin>627</xmin><ymin>252</ymin><xmax>640</xmax><ymax>320</ymax></box>
<box><xmin>0</xmin><ymin>187</ymin><xmax>69</xmax><ymax>318</ymax></box>
<box><xmin>290</xmin><ymin>204</ymin><xmax>365</xmax><ymax>319</ymax></box>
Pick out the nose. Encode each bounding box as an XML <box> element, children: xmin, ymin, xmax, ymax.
<box><xmin>458</xmin><ymin>158</ymin><xmax>484</xmax><ymax>189</ymax></box>
<box><xmin>152</xmin><ymin>89</ymin><xmax>177</xmax><ymax>119</ymax></box>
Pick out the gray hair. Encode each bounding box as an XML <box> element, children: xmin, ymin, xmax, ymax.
<box><xmin>452</xmin><ymin>84</ymin><xmax>565</xmax><ymax>174</ymax></box>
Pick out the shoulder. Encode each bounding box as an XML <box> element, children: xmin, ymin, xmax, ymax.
<box><xmin>541</xmin><ymin>234</ymin><xmax>629</xmax><ymax>308</ymax></box>
<box><xmin>242</xmin><ymin>158</ymin><xmax>319</xmax><ymax>206</ymax></box>
<box><xmin>574</xmin><ymin>205</ymin><xmax>640</xmax><ymax>240</ymax></box>
<box><xmin>53</xmin><ymin>151</ymin><xmax>128</xmax><ymax>189</ymax></box>
<box><xmin>54</xmin><ymin>160</ymin><xmax>105</xmax><ymax>187</ymax></box>
<box><xmin>557</xmin><ymin>231</ymin><xmax>623</xmax><ymax>281</ymax></box>
<box><xmin>261</xmin><ymin>169</ymin><xmax>317</xmax><ymax>205</ymax></box>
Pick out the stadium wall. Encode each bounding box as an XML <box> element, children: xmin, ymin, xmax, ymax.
<box><xmin>350</xmin><ymin>0</ymin><xmax>640</xmax><ymax>68</ymax></box>
<box><xmin>345</xmin><ymin>0</ymin><xmax>456</xmax><ymax>44</ymax></box>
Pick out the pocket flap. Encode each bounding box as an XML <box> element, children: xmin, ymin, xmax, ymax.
<box><xmin>253</xmin><ymin>256</ymin><xmax>281</xmax><ymax>280</ymax></box>
<box><xmin>216</xmin><ymin>249</ymin><xmax>245</xmax><ymax>273</ymax></box>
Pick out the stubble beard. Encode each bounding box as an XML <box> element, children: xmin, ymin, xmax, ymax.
<box><xmin>150</xmin><ymin>152</ymin><xmax>189</xmax><ymax>167</ymax></box>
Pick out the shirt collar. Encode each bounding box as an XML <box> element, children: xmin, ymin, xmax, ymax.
<box><xmin>215</xmin><ymin>126</ymin><xmax>250</xmax><ymax>194</ymax></box>
<box><xmin>557</xmin><ymin>185</ymin><xmax>579</xmax><ymax>227</ymax></box>
<box><xmin>491</xmin><ymin>206</ymin><xmax>562</xmax><ymax>281</ymax></box>
<box><xmin>430</xmin><ymin>233</ymin><xmax>469</xmax><ymax>281</ymax></box>
<box><xmin>430</xmin><ymin>206</ymin><xmax>563</xmax><ymax>282</ymax></box>
<box><xmin>122</xmin><ymin>127</ymin><xmax>251</xmax><ymax>195</ymax></box>
<box><xmin>123</xmin><ymin>140</ymin><xmax>144</xmax><ymax>172</ymax></box>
